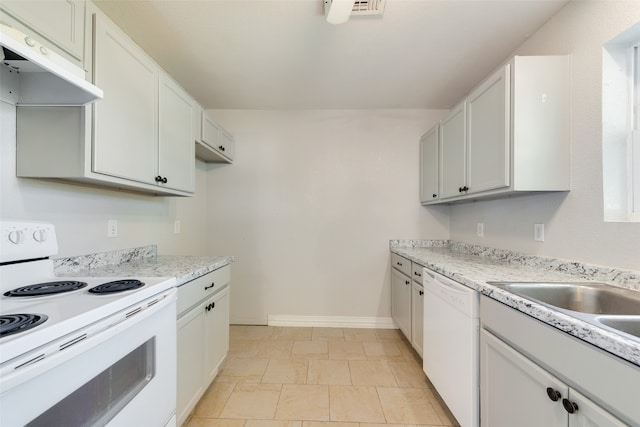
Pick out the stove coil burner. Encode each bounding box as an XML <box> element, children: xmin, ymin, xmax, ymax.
<box><xmin>89</xmin><ymin>279</ymin><xmax>145</xmax><ymax>294</ymax></box>
<box><xmin>3</xmin><ymin>281</ymin><xmax>88</xmax><ymax>297</ymax></box>
<box><xmin>0</xmin><ymin>313</ymin><xmax>48</xmax><ymax>338</ymax></box>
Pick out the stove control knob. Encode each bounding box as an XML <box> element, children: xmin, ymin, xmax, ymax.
<box><xmin>33</xmin><ymin>229</ymin><xmax>47</xmax><ymax>242</ymax></box>
<box><xmin>8</xmin><ymin>229</ymin><xmax>24</xmax><ymax>244</ymax></box>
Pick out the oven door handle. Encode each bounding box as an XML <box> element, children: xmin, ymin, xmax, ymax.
<box><xmin>0</xmin><ymin>289</ymin><xmax>177</xmax><ymax>392</ymax></box>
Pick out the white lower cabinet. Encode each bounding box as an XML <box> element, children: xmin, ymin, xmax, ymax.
<box><xmin>176</xmin><ymin>266</ymin><xmax>231</xmax><ymax>426</ymax></box>
<box><xmin>391</xmin><ymin>267</ymin><xmax>412</xmax><ymax>340</ymax></box>
<box><xmin>411</xmin><ymin>281</ymin><xmax>424</xmax><ymax>357</ymax></box>
<box><xmin>481</xmin><ymin>296</ymin><xmax>635</xmax><ymax>427</ymax></box>
<box><xmin>481</xmin><ymin>329</ymin><xmax>626</xmax><ymax>427</ymax></box>
<box><xmin>177</xmin><ymin>301</ymin><xmax>207</xmax><ymax>425</ymax></box>
<box><xmin>204</xmin><ymin>287</ymin><xmax>230</xmax><ymax>384</ymax></box>
<box><xmin>390</xmin><ymin>253</ymin><xmax>425</xmax><ymax>356</ymax></box>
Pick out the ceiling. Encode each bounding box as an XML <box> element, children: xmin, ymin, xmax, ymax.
<box><xmin>94</xmin><ymin>0</ymin><xmax>569</xmax><ymax>110</ymax></box>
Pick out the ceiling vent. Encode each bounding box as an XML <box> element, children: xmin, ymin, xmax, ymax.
<box><xmin>350</xmin><ymin>0</ymin><xmax>386</xmax><ymax>15</ymax></box>
<box><xmin>324</xmin><ymin>0</ymin><xmax>386</xmax><ymax>23</ymax></box>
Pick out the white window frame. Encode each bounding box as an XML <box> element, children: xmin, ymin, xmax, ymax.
<box><xmin>631</xmin><ymin>45</ymin><xmax>640</xmax><ymax>219</ymax></box>
<box><xmin>602</xmin><ymin>23</ymin><xmax>640</xmax><ymax>222</ymax></box>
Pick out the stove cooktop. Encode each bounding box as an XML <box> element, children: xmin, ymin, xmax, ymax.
<box><xmin>0</xmin><ymin>274</ymin><xmax>176</xmax><ymax>365</ymax></box>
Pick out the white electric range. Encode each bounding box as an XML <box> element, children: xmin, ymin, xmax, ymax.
<box><xmin>0</xmin><ymin>221</ymin><xmax>178</xmax><ymax>427</ymax></box>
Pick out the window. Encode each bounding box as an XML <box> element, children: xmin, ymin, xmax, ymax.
<box><xmin>602</xmin><ymin>22</ymin><xmax>640</xmax><ymax>222</ymax></box>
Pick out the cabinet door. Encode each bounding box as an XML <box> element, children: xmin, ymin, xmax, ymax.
<box><xmin>204</xmin><ymin>286</ymin><xmax>230</xmax><ymax>384</ymax></box>
<box><xmin>568</xmin><ymin>389</ymin><xmax>628</xmax><ymax>427</ymax></box>
<box><xmin>481</xmin><ymin>329</ymin><xmax>567</xmax><ymax>427</ymax></box>
<box><xmin>92</xmin><ymin>13</ymin><xmax>158</xmax><ymax>185</ymax></box>
<box><xmin>440</xmin><ymin>101</ymin><xmax>466</xmax><ymax>199</ymax></box>
<box><xmin>177</xmin><ymin>305</ymin><xmax>206</xmax><ymax>427</ymax></box>
<box><xmin>411</xmin><ymin>282</ymin><xmax>424</xmax><ymax>357</ymax></box>
<box><xmin>0</xmin><ymin>0</ymin><xmax>84</xmax><ymax>61</ymax></box>
<box><xmin>420</xmin><ymin>125</ymin><xmax>439</xmax><ymax>203</ymax></box>
<box><xmin>391</xmin><ymin>268</ymin><xmax>412</xmax><ymax>340</ymax></box>
<box><xmin>467</xmin><ymin>64</ymin><xmax>510</xmax><ymax>194</ymax></box>
<box><xmin>219</xmin><ymin>130</ymin><xmax>235</xmax><ymax>160</ymax></box>
<box><xmin>159</xmin><ymin>74</ymin><xmax>195</xmax><ymax>192</ymax></box>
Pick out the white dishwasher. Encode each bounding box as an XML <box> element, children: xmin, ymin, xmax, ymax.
<box><xmin>423</xmin><ymin>268</ymin><xmax>479</xmax><ymax>427</ymax></box>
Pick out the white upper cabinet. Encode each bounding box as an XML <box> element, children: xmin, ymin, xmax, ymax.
<box><xmin>424</xmin><ymin>55</ymin><xmax>570</xmax><ymax>204</ymax></box>
<box><xmin>159</xmin><ymin>73</ymin><xmax>195</xmax><ymax>193</ymax></box>
<box><xmin>466</xmin><ymin>64</ymin><xmax>510</xmax><ymax>195</ymax></box>
<box><xmin>0</xmin><ymin>0</ymin><xmax>84</xmax><ymax>64</ymax></box>
<box><xmin>440</xmin><ymin>101</ymin><xmax>466</xmax><ymax>199</ymax></box>
<box><xmin>196</xmin><ymin>112</ymin><xmax>235</xmax><ymax>163</ymax></box>
<box><xmin>15</xmin><ymin>7</ymin><xmax>196</xmax><ymax>196</ymax></box>
<box><xmin>419</xmin><ymin>125</ymin><xmax>440</xmax><ymax>203</ymax></box>
<box><xmin>92</xmin><ymin>12</ymin><xmax>158</xmax><ymax>186</ymax></box>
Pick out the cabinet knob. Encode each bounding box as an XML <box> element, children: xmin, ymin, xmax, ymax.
<box><xmin>458</xmin><ymin>186</ymin><xmax>469</xmax><ymax>192</ymax></box>
<box><xmin>432</xmin><ymin>194</ymin><xmax>437</xmax><ymax>198</ymax></box>
<box><xmin>218</xmin><ymin>145</ymin><xmax>226</xmax><ymax>151</ymax></box>
<box><xmin>546</xmin><ymin>387</ymin><xmax>561</xmax><ymax>402</ymax></box>
<box><xmin>396</xmin><ymin>261</ymin><xmax>402</xmax><ymax>266</ymax></box>
<box><xmin>405</xmin><ymin>280</ymin><xmax>410</xmax><ymax>285</ymax></box>
<box><xmin>162</xmin><ymin>176</ymin><xmax>168</xmax><ymax>184</ymax></box>
<box><xmin>419</xmin><ymin>290</ymin><xmax>424</xmax><ymax>296</ymax></box>
<box><xmin>155</xmin><ymin>175</ymin><xmax>162</xmax><ymax>183</ymax></box>
<box><xmin>562</xmin><ymin>398</ymin><xmax>578</xmax><ymax>414</ymax></box>
<box><xmin>204</xmin><ymin>282</ymin><xmax>215</xmax><ymax>290</ymax></box>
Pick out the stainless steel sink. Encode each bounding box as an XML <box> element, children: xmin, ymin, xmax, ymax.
<box><xmin>488</xmin><ymin>282</ymin><xmax>640</xmax><ymax>315</ymax></box>
<box><xmin>488</xmin><ymin>281</ymin><xmax>640</xmax><ymax>342</ymax></box>
<box><xmin>596</xmin><ymin>316</ymin><xmax>640</xmax><ymax>339</ymax></box>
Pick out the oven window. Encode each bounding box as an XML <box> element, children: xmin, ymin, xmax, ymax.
<box><xmin>27</xmin><ymin>337</ymin><xmax>156</xmax><ymax>427</ymax></box>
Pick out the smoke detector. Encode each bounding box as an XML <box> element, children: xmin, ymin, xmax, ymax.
<box><xmin>324</xmin><ymin>0</ymin><xmax>386</xmax><ymax>24</ymax></box>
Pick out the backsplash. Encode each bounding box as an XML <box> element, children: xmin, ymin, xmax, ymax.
<box><xmin>53</xmin><ymin>245</ymin><xmax>157</xmax><ymax>275</ymax></box>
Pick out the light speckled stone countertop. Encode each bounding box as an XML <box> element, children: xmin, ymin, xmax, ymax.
<box><xmin>53</xmin><ymin>245</ymin><xmax>233</xmax><ymax>286</ymax></box>
<box><xmin>390</xmin><ymin>240</ymin><xmax>640</xmax><ymax>367</ymax></box>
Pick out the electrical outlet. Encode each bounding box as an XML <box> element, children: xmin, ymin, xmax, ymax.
<box><xmin>477</xmin><ymin>223</ymin><xmax>484</xmax><ymax>237</ymax></box>
<box><xmin>107</xmin><ymin>219</ymin><xmax>118</xmax><ymax>238</ymax></box>
<box><xmin>534</xmin><ymin>223</ymin><xmax>545</xmax><ymax>242</ymax></box>
<box><xmin>174</xmin><ymin>220</ymin><xmax>181</xmax><ymax>234</ymax></box>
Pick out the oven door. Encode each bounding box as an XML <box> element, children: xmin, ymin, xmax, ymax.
<box><xmin>0</xmin><ymin>289</ymin><xmax>177</xmax><ymax>427</ymax></box>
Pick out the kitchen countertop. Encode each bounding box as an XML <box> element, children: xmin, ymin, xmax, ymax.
<box><xmin>390</xmin><ymin>240</ymin><xmax>640</xmax><ymax>367</ymax></box>
<box><xmin>53</xmin><ymin>245</ymin><xmax>233</xmax><ymax>286</ymax></box>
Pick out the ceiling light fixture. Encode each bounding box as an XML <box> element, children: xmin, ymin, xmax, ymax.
<box><xmin>325</xmin><ymin>0</ymin><xmax>357</xmax><ymax>25</ymax></box>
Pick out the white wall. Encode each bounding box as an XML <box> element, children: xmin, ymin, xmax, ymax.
<box><xmin>448</xmin><ymin>1</ymin><xmax>640</xmax><ymax>272</ymax></box>
<box><xmin>204</xmin><ymin>109</ymin><xmax>449</xmax><ymax>325</ymax></box>
<box><xmin>0</xmin><ymin>101</ymin><xmax>209</xmax><ymax>258</ymax></box>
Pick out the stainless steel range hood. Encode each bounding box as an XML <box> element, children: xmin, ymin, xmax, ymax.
<box><xmin>0</xmin><ymin>23</ymin><xmax>103</xmax><ymax>106</ymax></box>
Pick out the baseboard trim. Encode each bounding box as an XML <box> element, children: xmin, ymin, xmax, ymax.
<box><xmin>267</xmin><ymin>315</ymin><xmax>396</xmax><ymax>329</ymax></box>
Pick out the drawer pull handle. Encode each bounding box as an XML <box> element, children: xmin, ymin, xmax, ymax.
<box><xmin>419</xmin><ymin>290</ymin><xmax>424</xmax><ymax>296</ymax></box>
<box><xmin>405</xmin><ymin>280</ymin><xmax>410</xmax><ymax>285</ymax></box>
<box><xmin>218</xmin><ymin>145</ymin><xmax>226</xmax><ymax>151</ymax></box>
<box><xmin>562</xmin><ymin>398</ymin><xmax>579</xmax><ymax>414</ymax></box>
<box><xmin>205</xmin><ymin>302</ymin><xmax>216</xmax><ymax>312</ymax></box>
<box><xmin>414</xmin><ymin>271</ymin><xmax>421</xmax><ymax>277</ymax></box>
<box><xmin>204</xmin><ymin>282</ymin><xmax>215</xmax><ymax>290</ymax></box>
<box><xmin>396</xmin><ymin>262</ymin><xmax>402</xmax><ymax>266</ymax></box>
<box><xmin>546</xmin><ymin>387</ymin><xmax>561</xmax><ymax>402</ymax></box>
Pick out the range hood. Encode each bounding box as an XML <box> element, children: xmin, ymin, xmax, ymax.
<box><xmin>0</xmin><ymin>22</ymin><xmax>103</xmax><ymax>106</ymax></box>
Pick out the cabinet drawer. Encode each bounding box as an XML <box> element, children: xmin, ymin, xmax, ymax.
<box><xmin>411</xmin><ymin>262</ymin><xmax>425</xmax><ymax>283</ymax></box>
<box><xmin>177</xmin><ymin>265</ymin><xmax>231</xmax><ymax>315</ymax></box>
<box><xmin>391</xmin><ymin>253</ymin><xmax>411</xmax><ymax>277</ymax></box>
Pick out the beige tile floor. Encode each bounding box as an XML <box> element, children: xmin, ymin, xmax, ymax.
<box><xmin>185</xmin><ymin>326</ymin><xmax>460</xmax><ymax>427</ymax></box>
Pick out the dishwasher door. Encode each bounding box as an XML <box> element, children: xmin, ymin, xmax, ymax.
<box><xmin>423</xmin><ymin>268</ymin><xmax>479</xmax><ymax>427</ymax></box>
